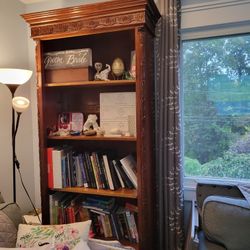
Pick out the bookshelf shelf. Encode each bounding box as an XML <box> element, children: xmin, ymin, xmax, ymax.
<box><xmin>48</xmin><ymin>135</ymin><xmax>136</xmax><ymax>141</ymax></box>
<box><xmin>23</xmin><ymin>1</ymin><xmax>160</xmax><ymax>249</ymax></box>
<box><xmin>45</xmin><ymin>80</ymin><xmax>136</xmax><ymax>87</ymax></box>
<box><xmin>52</xmin><ymin>187</ymin><xmax>138</xmax><ymax>199</ymax></box>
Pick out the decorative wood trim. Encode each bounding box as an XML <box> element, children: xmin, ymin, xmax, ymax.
<box><xmin>31</xmin><ymin>13</ymin><xmax>145</xmax><ymax>38</ymax></box>
<box><xmin>22</xmin><ymin>0</ymin><xmax>160</xmax><ymax>39</ymax></box>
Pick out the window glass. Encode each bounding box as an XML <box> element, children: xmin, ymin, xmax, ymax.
<box><xmin>182</xmin><ymin>34</ymin><xmax>250</xmax><ymax>180</ymax></box>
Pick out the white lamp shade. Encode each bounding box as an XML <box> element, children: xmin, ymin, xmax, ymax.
<box><xmin>0</xmin><ymin>68</ymin><xmax>32</xmax><ymax>85</ymax></box>
<box><xmin>12</xmin><ymin>96</ymin><xmax>30</xmax><ymax>113</ymax></box>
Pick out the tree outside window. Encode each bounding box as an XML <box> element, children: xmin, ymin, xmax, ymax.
<box><xmin>182</xmin><ymin>34</ymin><xmax>250</xmax><ymax>180</ymax></box>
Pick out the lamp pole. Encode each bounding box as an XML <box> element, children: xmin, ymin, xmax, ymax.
<box><xmin>7</xmin><ymin>85</ymin><xmax>19</xmax><ymax>203</ymax></box>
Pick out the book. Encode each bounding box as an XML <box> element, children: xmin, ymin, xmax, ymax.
<box><xmin>93</xmin><ymin>152</ymin><xmax>106</xmax><ymax>189</ymax></box>
<box><xmin>113</xmin><ymin>160</ymin><xmax>125</xmax><ymax>188</ymax></box>
<box><xmin>80</xmin><ymin>154</ymin><xmax>91</xmax><ymax>187</ymax></box>
<box><xmin>47</xmin><ymin>147</ymin><xmax>54</xmax><ymax>189</ymax></box>
<box><xmin>90</xmin><ymin>154</ymin><xmax>102</xmax><ymax>189</ymax></box>
<box><xmin>52</xmin><ymin>148</ymin><xmax>63</xmax><ymax>188</ymax></box>
<box><xmin>78</xmin><ymin>154</ymin><xmax>88</xmax><ymax>187</ymax></box>
<box><xmin>98</xmin><ymin>154</ymin><xmax>110</xmax><ymax>189</ymax></box>
<box><xmin>109</xmin><ymin>160</ymin><xmax>122</xmax><ymax>190</ymax></box>
<box><xmin>74</xmin><ymin>155</ymin><xmax>84</xmax><ymax>187</ymax></box>
<box><xmin>120</xmin><ymin>155</ymin><xmax>137</xmax><ymax>189</ymax></box>
<box><xmin>112</xmin><ymin>160</ymin><xmax>134</xmax><ymax>189</ymax></box>
<box><xmin>103</xmin><ymin>155</ymin><xmax>114</xmax><ymax>190</ymax></box>
<box><xmin>84</xmin><ymin>152</ymin><xmax>97</xmax><ymax>188</ymax></box>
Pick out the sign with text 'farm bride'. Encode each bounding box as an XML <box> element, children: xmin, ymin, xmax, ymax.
<box><xmin>44</xmin><ymin>48</ymin><xmax>92</xmax><ymax>69</ymax></box>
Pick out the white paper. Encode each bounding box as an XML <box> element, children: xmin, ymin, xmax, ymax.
<box><xmin>100</xmin><ymin>92</ymin><xmax>136</xmax><ymax>136</ymax></box>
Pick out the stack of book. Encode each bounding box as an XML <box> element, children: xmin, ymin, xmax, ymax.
<box><xmin>49</xmin><ymin>194</ymin><xmax>139</xmax><ymax>243</ymax></box>
<box><xmin>47</xmin><ymin>147</ymin><xmax>137</xmax><ymax>190</ymax></box>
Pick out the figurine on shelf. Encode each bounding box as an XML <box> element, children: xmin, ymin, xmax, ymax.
<box><xmin>83</xmin><ymin>114</ymin><xmax>105</xmax><ymax>136</ymax></box>
<box><xmin>94</xmin><ymin>62</ymin><xmax>111</xmax><ymax>81</ymax></box>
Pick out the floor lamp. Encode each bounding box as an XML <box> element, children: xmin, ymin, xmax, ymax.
<box><xmin>0</xmin><ymin>68</ymin><xmax>32</xmax><ymax>203</ymax></box>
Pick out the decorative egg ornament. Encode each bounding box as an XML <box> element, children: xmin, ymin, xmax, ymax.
<box><xmin>111</xmin><ymin>57</ymin><xmax>125</xmax><ymax>78</ymax></box>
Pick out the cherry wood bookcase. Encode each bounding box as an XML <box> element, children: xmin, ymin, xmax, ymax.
<box><xmin>22</xmin><ymin>1</ymin><xmax>160</xmax><ymax>249</ymax></box>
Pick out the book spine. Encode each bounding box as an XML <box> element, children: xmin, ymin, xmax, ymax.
<box><xmin>120</xmin><ymin>156</ymin><xmax>137</xmax><ymax>189</ymax></box>
<box><xmin>75</xmin><ymin>155</ymin><xmax>84</xmax><ymax>187</ymax></box>
<box><xmin>90</xmin><ymin>154</ymin><xmax>101</xmax><ymax>189</ymax></box>
<box><xmin>103</xmin><ymin>155</ymin><xmax>114</xmax><ymax>190</ymax></box>
<box><xmin>78</xmin><ymin>154</ymin><xmax>88</xmax><ymax>187</ymax></box>
<box><xmin>113</xmin><ymin>160</ymin><xmax>125</xmax><ymax>188</ymax></box>
<box><xmin>84</xmin><ymin>152</ymin><xmax>97</xmax><ymax>188</ymax></box>
<box><xmin>80</xmin><ymin>154</ymin><xmax>90</xmax><ymax>187</ymax></box>
<box><xmin>52</xmin><ymin>149</ymin><xmax>63</xmax><ymax>188</ymax></box>
<box><xmin>92</xmin><ymin>152</ymin><xmax>105</xmax><ymax>189</ymax></box>
<box><xmin>99</xmin><ymin>154</ymin><xmax>110</xmax><ymax>189</ymax></box>
<box><xmin>129</xmin><ymin>212</ymin><xmax>139</xmax><ymax>243</ymax></box>
<box><xmin>125</xmin><ymin>210</ymin><xmax>136</xmax><ymax>243</ymax></box>
<box><xmin>47</xmin><ymin>148</ymin><xmax>54</xmax><ymax>189</ymax></box>
<box><xmin>113</xmin><ymin>160</ymin><xmax>134</xmax><ymax>189</ymax></box>
<box><xmin>109</xmin><ymin>160</ymin><xmax>121</xmax><ymax>190</ymax></box>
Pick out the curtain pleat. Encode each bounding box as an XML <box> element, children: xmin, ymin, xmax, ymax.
<box><xmin>155</xmin><ymin>0</ymin><xmax>184</xmax><ymax>249</ymax></box>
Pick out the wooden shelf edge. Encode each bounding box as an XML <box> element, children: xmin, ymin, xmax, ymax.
<box><xmin>48</xmin><ymin>135</ymin><xmax>136</xmax><ymax>141</ymax></box>
<box><xmin>45</xmin><ymin>80</ymin><xmax>136</xmax><ymax>87</ymax></box>
<box><xmin>51</xmin><ymin>187</ymin><xmax>138</xmax><ymax>199</ymax></box>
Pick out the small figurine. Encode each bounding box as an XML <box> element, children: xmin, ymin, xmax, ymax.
<box><xmin>94</xmin><ymin>62</ymin><xmax>111</xmax><ymax>81</ymax></box>
<box><xmin>83</xmin><ymin>114</ymin><xmax>99</xmax><ymax>131</ymax></box>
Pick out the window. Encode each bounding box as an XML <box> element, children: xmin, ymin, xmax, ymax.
<box><xmin>182</xmin><ymin>34</ymin><xmax>250</xmax><ymax>181</ymax></box>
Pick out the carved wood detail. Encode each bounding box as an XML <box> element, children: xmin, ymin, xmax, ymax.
<box><xmin>31</xmin><ymin>13</ymin><xmax>145</xmax><ymax>38</ymax></box>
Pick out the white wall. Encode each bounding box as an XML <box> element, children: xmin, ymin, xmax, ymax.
<box><xmin>181</xmin><ymin>0</ymin><xmax>250</xmax><ymax>39</ymax></box>
<box><xmin>0</xmin><ymin>0</ymin><xmax>34</xmax><ymax>212</ymax></box>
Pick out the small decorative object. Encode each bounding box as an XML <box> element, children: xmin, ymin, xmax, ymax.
<box><xmin>83</xmin><ymin>114</ymin><xmax>99</xmax><ymax>132</ymax></box>
<box><xmin>111</xmin><ymin>57</ymin><xmax>125</xmax><ymax>79</ymax></box>
<box><xmin>58</xmin><ymin>112</ymin><xmax>84</xmax><ymax>134</ymax></box>
<box><xmin>94</xmin><ymin>62</ymin><xmax>111</xmax><ymax>81</ymax></box>
<box><xmin>69</xmin><ymin>131</ymin><xmax>81</xmax><ymax>136</ymax></box>
<box><xmin>129</xmin><ymin>51</ymin><xmax>136</xmax><ymax>79</ymax></box>
<box><xmin>96</xmin><ymin>127</ymin><xmax>105</xmax><ymax>136</ymax></box>
<box><xmin>83</xmin><ymin>130</ymin><xmax>97</xmax><ymax>136</ymax></box>
<box><xmin>44</xmin><ymin>48</ymin><xmax>92</xmax><ymax>69</ymax></box>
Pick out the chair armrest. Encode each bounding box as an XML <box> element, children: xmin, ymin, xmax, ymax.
<box><xmin>202</xmin><ymin>195</ymin><xmax>250</xmax><ymax>250</ymax></box>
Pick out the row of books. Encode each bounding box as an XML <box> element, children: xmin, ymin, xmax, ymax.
<box><xmin>47</xmin><ymin>146</ymin><xmax>137</xmax><ymax>190</ymax></box>
<box><xmin>49</xmin><ymin>193</ymin><xmax>139</xmax><ymax>243</ymax></box>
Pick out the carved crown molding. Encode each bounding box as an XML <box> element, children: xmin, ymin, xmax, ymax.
<box><xmin>22</xmin><ymin>0</ymin><xmax>160</xmax><ymax>40</ymax></box>
<box><xmin>31</xmin><ymin>13</ymin><xmax>145</xmax><ymax>38</ymax></box>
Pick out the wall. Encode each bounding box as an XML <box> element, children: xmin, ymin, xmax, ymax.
<box><xmin>181</xmin><ymin>0</ymin><xmax>250</xmax><ymax>39</ymax></box>
<box><xmin>0</xmin><ymin>0</ymin><xmax>34</xmax><ymax>212</ymax></box>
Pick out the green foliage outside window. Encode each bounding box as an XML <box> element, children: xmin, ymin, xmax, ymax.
<box><xmin>183</xmin><ymin>34</ymin><xmax>250</xmax><ymax>180</ymax></box>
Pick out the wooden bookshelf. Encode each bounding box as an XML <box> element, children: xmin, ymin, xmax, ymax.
<box><xmin>48</xmin><ymin>135</ymin><xmax>136</xmax><ymax>141</ymax></box>
<box><xmin>45</xmin><ymin>80</ymin><xmax>136</xmax><ymax>87</ymax></box>
<box><xmin>23</xmin><ymin>1</ymin><xmax>160</xmax><ymax>249</ymax></box>
<box><xmin>52</xmin><ymin>187</ymin><xmax>137</xmax><ymax>199</ymax></box>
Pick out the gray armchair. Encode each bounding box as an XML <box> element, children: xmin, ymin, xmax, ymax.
<box><xmin>187</xmin><ymin>182</ymin><xmax>250</xmax><ymax>250</ymax></box>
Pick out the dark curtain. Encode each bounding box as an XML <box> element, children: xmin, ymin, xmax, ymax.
<box><xmin>155</xmin><ymin>1</ymin><xmax>184</xmax><ymax>249</ymax></box>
